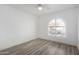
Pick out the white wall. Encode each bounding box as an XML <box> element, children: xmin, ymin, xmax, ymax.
<box><xmin>77</xmin><ymin>6</ymin><xmax>79</xmax><ymax>49</ymax></box>
<box><xmin>37</xmin><ymin>7</ymin><xmax>78</xmax><ymax>46</ymax></box>
<box><xmin>0</xmin><ymin>5</ymin><xmax>36</xmax><ymax>50</ymax></box>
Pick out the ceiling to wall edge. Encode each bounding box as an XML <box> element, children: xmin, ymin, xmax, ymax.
<box><xmin>6</xmin><ymin>4</ymin><xmax>78</xmax><ymax>16</ymax></box>
<box><xmin>5</xmin><ymin>5</ymin><xmax>37</xmax><ymax>17</ymax></box>
<box><xmin>38</xmin><ymin>6</ymin><xmax>78</xmax><ymax>17</ymax></box>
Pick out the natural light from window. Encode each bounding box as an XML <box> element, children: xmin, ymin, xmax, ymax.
<box><xmin>48</xmin><ymin>18</ymin><xmax>66</xmax><ymax>37</ymax></box>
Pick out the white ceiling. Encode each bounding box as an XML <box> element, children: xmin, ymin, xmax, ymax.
<box><xmin>8</xmin><ymin>4</ymin><xmax>78</xmax><ymax>15</ymax></box>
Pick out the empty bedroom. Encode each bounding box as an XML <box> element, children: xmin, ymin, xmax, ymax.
<box><xmin>0</xmin><ymin>4</ymin><xmax>79</xmax><ymax>55</ymax></box>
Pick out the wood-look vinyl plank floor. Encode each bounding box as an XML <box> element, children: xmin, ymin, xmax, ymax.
<box><xmin>0</xmin><ymin>38</ymin><xmax>78</xmax><ymax>55</ymax></box>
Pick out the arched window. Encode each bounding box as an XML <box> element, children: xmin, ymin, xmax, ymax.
<box><xmin>48</xmin><ymin>18</ymin><xmax>66</xmax><ymax>37</ymax></box>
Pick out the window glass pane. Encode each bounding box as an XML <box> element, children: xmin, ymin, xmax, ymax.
<box><xmin>49</xmin><ymin>30</ymin><xmax>56</xmax><ymax>34</ymax></box>
<box><xmin>56</xmin><ymin>27</ymin><xmax>64</xmax><ymax>34</ymax></box>
<box><xmin>56</xmin><ymin>19</ymin><xmax>65</xmax><ymax>26</ymax></box>
<box><xmin>49</xmin><ymin>20</ymin><xmax>55</xmax><ymax>26</ymax></box>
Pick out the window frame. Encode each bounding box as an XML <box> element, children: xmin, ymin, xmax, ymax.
<box><xmin>48</xmin><ymin>18</ymin><xmax>65</xmax><ymax>37</ymax></box>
